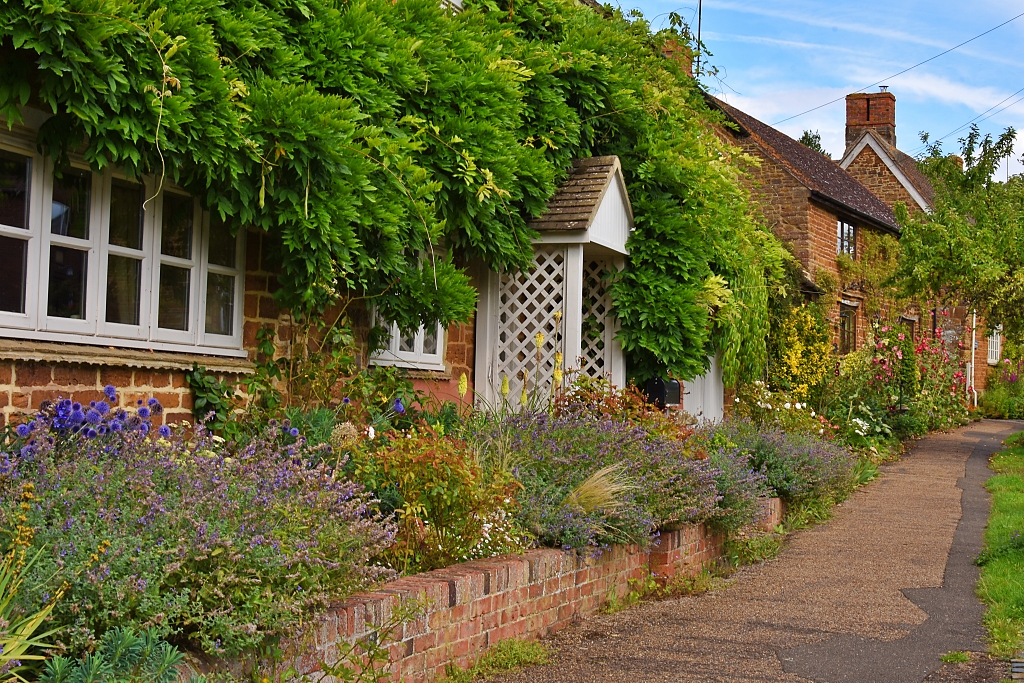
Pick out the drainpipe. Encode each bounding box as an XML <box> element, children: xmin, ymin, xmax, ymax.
<box><xmin>970</xmin><ymin>310</ymin><xmax>978</xmax><ymax>407</ymax></box>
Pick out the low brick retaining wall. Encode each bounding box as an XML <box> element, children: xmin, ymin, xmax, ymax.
<box><xmin>190</xmin><ymin>499</ymin><xmax>782</xmax><ymax>682</ymax></box>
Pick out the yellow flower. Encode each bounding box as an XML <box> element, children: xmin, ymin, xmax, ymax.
<box><xmin>554</xmin><ymin>352</ymin><xmax>563</xmax><ymax>370</ymax></box>
<box><xmin>458</xmin><ymin>372</ymin><xmax>468</xmax><ymax>399</ymax></box>
<box><xmin>553</xmin><ymin>310</ymin><xmax>563</xmax><ymax>325</ymax></box>
<box><xmin>553</xmin><ymin>369</ymin><xmax>564</xmax><ymax>386</ymax></box>
<box><xmin>520</xmin><ymin>385</ymin><xmax>529</xmax><ymax>405</ymax></box>
<box><xmin>500</xmin><ymin>374</ymin><xmax>510</xmax><ymax>398</ymax></box>
<box><xmin>534</xmin><ymin>332</ymin><xmax>545</xmax><ymax>350</ymax></box>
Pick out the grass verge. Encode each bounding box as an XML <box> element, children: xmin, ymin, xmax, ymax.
<box><xmin>977</xmin><ymin>430</ymin><xmax>1024</xmax><ymax>657</ymax></box>
<box><xmin>443</xmin><ymin>638</ymin><xmax>549</xmax><ymax>682</ymax></box>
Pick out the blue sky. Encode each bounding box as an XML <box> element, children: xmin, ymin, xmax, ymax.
<box><xmin>623</xmin><ymin>0</ymin><xmax>1024</xmax><ymax>176</ymax></box>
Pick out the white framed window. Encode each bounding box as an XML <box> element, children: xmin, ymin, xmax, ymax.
<box><xmin>837</xmin><ymin>219</ymin><xmax>856</xmax><ymax>257</ymax></box>
<box><xmin>988</xmin><ymin>326</ymin><xmax>1003</xmax><ymax>365</ymax></box>
<box><xmin>0</xmin><ymin>132</ymin><xmax>245</xmax><ymax>357</ymax></box>
<box><xmin>370</xmin><ymin>318</ymin><xmax>447</xmax><ymax>372</ymax></box>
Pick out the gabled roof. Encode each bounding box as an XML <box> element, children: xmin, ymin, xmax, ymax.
<box><xmin>840</xmin><ymin>130</ymin><xmax>934</xmax><ymax>211</ymax></box>
<box><xmin>529</xmin><ymin>156</ymin><xmax>633</xmax><ymax>231</ymax></box>
<box><xmin>708</xmin><ymin>97</ymin><xmax>900</xmax><ymax>234</ymax></box>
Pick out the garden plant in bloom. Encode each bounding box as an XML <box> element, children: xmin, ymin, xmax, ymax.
<box><xmin>1</xmin><ymin>387</ymin><xmax>395</xmax><ymax>657</ymax></box>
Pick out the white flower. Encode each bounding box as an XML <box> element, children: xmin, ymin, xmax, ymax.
<box><xmin>367</xmin><ymin>426</ymin><xmax>376</xmax><ymax>440</ymax></box>
<box><xmin>784</xmin><ymin>402</ymin><xmax>791</xmax><ymax>410</ymax></box>
<box><xmin>735</xmin><ymin>397</ymin><xmax>741</xmax><ymax>403</ymax></box>
<box><xmin>819</xmin><ymin>428</ymin><xmax>825</xmax><ymax>434</ymax></box>
<box><xmin>811</xmin><ymin>411</ymin><xmax>816</xmax><ymax>417</ymax></box>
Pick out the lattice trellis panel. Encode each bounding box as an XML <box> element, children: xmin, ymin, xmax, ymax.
<box><xmin>497</xmin><ymin>246</ymin><xmax>567</xmax><ymax>402</ymax></box>
<box><xmin>581</xmin><ymin>259</ymin><xmax>614</xmax><ymax>378</ymax></box>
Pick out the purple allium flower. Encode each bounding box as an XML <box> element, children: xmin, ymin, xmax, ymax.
<box><xmin>137</xmin><ymin>407</ymin><xmax>151</xmax><ymax>419</ymax></box>
<box><xmin>20</xmin><ymin>445</ymin><xmax>35</xmax><ymax>459</ymax></box>
<box><xmin>138</xmin><ymin>422</ymin><xmax>150</xmax><ymax>434</ymax></box>
<box><xmin>70</xmin><ymin>409</ymin><xmax>85</xmax><ymax>425</ymax></box>
<box><xmin>96</xmin><ymin>401</ymin><xmax>110</xmax><ymax>415</ymax></box>
<box><xmin>104</xmin><ymin>385</ymin><xmax>117</xmax><ymax>401</ymax></box>
<box><xmin>115</xmin><ymin>409</ymin><xmax>127</xmax><ymax>420</ymax></box>
<box><xmin>289</xmin><ymin>427</ymin><xmax>300</xmax><ymax>437</ymax></box>
<box><xmin>15</xmin><ymin>423</ymin><xmax>30</xmax><ymax>438</ymax></box>
<box><xmin>72</xmin><ymin>402</ymin><xmax>82</xmax><ymax>411</ymax></box>
<box><xmin>97</xmin><ymin>425</ymin><xmax>108</xmax><ymax>435</ymax></box>
<box><xmin>110</xmin><ymin>420</ymin><xmax>124</xmax><ymax>433</ymax></box>
<box><xmin>147</xmin><ymin>398</ymin><xmax>159</xmax><ymax>407</ymax></box>
<box><xmin>85</xmin><ymin>428</ymin><xmax>98</xmax><ymax>439</ymax></box>
<box><xmin>151</xmin><ymin>402</ymin><xmax>163</xmax><ymax>415</ymax></box>
<box><xmin>85</xmin><ymin>409</ymin><xmax>102</xmax><ymax>425</ymax></box>
<box><xmin>342</xmin><ymin>397</ymin><xmax>351</xmax><ymax>404</ymax></box>
<box><xmin>158</xmin><ymin>425</ymin><xmax>171</xmax><ymax>438</ymax></box>
<box><xmin>137</xmin><ymin>399</ymin><xmax>143</xmax><ymax>406</ymax></box>
<box><xmin>393</xmin><ymin>398</ymin><xmax>406</xmax><ymax>415</ymax></box>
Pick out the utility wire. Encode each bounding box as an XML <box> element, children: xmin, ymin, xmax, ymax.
<box><xmin>909</xmin><ymin>85</ymin><xmax>1024</xmax><ymax>156</ymax></box>
<box><xmin>771</xmin><ymin>10</ymin><xmax>1024</xmax><ymax>126</ymax></box>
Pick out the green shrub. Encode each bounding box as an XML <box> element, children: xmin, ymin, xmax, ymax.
<box><xmin>41</xmin><ymin>628</ymin><xmax>202</xmax><ymax>683</ymax></box>
<box><xmin>350</xmin><ymin>428</ymin><xmax>527</xmax><ymax>573</ymax></box>
<box><xmin>716</xmin><ymin>420</ymin><xmax>856</xmax><ymax>502</ymax></box>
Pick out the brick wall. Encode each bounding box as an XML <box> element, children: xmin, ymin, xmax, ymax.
<box><xmin>191</xmin><ymin>500</ymin><xmax>783</xmax><ymax>683</ymax></box>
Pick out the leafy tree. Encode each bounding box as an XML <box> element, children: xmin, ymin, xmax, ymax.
<box><xmin>895</xmin><ymin>125</ymin><xmax>1024</xmax><ymax>343</ymax></box>
<box><xmin>798</xmin><ymin>130</ymin><xmax>831</xmax><ymax>158</ymax></box>
<box><xmin>0</xmin><ymin>0</ymin><xmax>787</xmax><ymax>383</ymax></box>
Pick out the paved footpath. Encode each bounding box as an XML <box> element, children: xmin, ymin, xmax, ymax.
<box><xmin>493</xmin><ymin>420</ymin><xmax>1024</xmax><ymax>683</ymax></box>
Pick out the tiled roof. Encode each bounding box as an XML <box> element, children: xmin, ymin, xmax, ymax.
<box><xmin>529</xmin><ymin>156</ymin><xmax>630</xmax><ymax>231</ymax></box>
<box><xmin>709</xmin><ymin>97</ymin><xmax>900</xmax><ymax>233</ymax></box>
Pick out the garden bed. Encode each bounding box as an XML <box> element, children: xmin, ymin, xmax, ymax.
<box><xmin>183</xmin><ymin>500</ymin><xmax>781</xmax><ymax>683</ymax></box>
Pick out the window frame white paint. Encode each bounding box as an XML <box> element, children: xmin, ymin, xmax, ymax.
<box><xmin>988</xmin><ymin>326</ymin><xmax>1003</xmax><ymax>366</ymax></box>
<box><xmin>370</xmin><ymin>319</ymin><xmax>448</xmax><ymax>372</ymax></box>
<box><xmin>0</xmin><ymin>131</ymin><xmax>246</xmax><ymax>358</ymax></box>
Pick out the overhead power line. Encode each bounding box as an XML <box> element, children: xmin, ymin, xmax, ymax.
<box><xmin>909</xmin><ymin>85</ymin><xmax>1024</xmax><ymax>156</ymax></box>
<box><xmin>771</xmin><ymin>10</ymin><xmax>1024</xmax><ymax>126</ymax></box>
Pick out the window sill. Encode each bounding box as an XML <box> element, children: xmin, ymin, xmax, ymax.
<box><xmin>369</xmin><ymin>356</ymin><xmax>449</xmax><ymax>375</ymax></box>
<box><xmin>0</xmin><ymin>338</ymin><xmax>254</xmax><ymax>374</ymax></box>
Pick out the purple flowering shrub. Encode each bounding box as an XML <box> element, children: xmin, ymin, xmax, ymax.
<box><xmin>472</xmin><ymin>411</ymin><xmax>724</xmax><ymax>551</ymax></box>
<box><xmin>715</xmin><ymin>419</ymin><xmax>856</xmax><ymax>501</ymax></box>
<box><xmin>980</xmin><ymin>357</ymin><xmax>1024</xmax><ymax>419</ymax></box>
<box><xmin>689</xmin><ymin>427</ymin><xmax>772</xmax><ymax>532</ymax></box>
<box><xmin>1</xmin><ymin>388</ymin><xmax>395</xmax><ymax>657</ymax></box>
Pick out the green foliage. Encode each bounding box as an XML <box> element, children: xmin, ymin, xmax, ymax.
<box><xmin>978</xmin><ymin>433</ymin><xmax>1024</xmax><ymax>656</ymax></box>
<box><xmin>980</xmin><ymin>358</ymin><xmax>1024</xmax><ymax>419</ymax></box>
<box><xmin>443</xmin><ymin>638</ymin><xmax>549</xmax><ymax>682</ymax></box>
<box><xmin>797</xmin><ymin>130</ymin><xmax>830</xmax><ymax>158</ymax></box>
<box><xmin>896</xmin><ymin>126</ymin><xmax>1024</xmax><ymax>342</ymax></box>
<box><xmin>0</xmin><ymin>489</ymin><xmax>65</xmax><ymax>683</ymax></box>
<box><xmin>349</xmin><ymin>428</ymin><xmax>527</xmax><ymax>573</ymax></box>
<box><xmin>41</xmin><ymin>627</ymin><xmax>203</xmax><ymax>683</ymax></box>
<box><xmin>767</xmin><ymin>304</ymin><xmax>834</xmax><ymax>402</ymax></box>
<box><xmin>185</xmin><ymin>364</ymin><xmax>240</xmax><ymax>435</ymax></box>
<box><xmin>725</xmin><ymin>532</ymin><xmax>783</xmax><ymax>567</ymax></box>
<box><xmin>0</xmin><ymin>0</ymin><xmax>783</xmax><ymax>384</ymax></box>
<box><xmin>939</xmin><ymin>651</ymin><xmax>970</xmax><ymax>664</ymax></box>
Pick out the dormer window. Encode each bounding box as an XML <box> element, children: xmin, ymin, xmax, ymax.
<box><xmin>837</xmin><ymin>219</ymin><xmax>856</xmax><ymax>257</ymax></box>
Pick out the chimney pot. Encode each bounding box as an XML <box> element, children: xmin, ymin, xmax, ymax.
<box><xmin>845</xmin><ymin>91</ymin><xmax>896</xmax><ymax>152</ymax></box>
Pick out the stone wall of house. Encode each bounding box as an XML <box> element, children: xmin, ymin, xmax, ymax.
<box><xmin>843</xmin><ymin>146</ymin><xmax>920</xmax><ymax>210</ymax></box>
<box><xmin>185</xmin><ymin>499</ymin><xmax>784</xmax><ymax>683</ymax></box>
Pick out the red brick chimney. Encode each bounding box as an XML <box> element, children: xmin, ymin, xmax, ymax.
<box><xmin>845</xmin><ymin>90</ymin><xmax>896</xmax><ymax>150</ymax></box>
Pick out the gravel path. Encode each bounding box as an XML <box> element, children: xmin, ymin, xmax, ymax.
<box><xmin>492</xmin><ymin>420</ymin><xmax>1024</xmax><ymax>683</ymax></box>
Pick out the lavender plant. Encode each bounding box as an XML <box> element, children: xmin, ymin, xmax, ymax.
<box><xmin>715</xmin><ymin>419</ymin><xmax>856</xmax><ymax>501</ymax></box>
<box><xmin>1</xmin><ymin>387</ymin><xmax>396</xmax><ymax>657</ymax></box>
<box><xmin>471</xmin><ymin>411</ymin><xmax>723</xmax><ymax>551</ymax></box>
